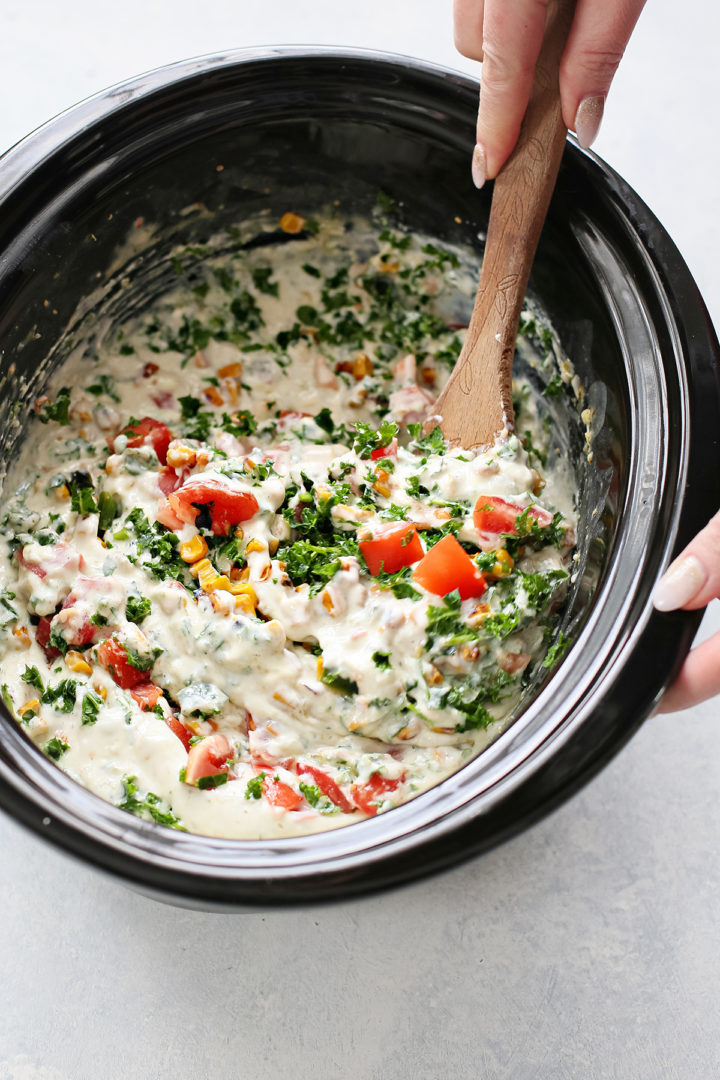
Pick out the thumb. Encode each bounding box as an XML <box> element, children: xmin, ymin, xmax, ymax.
<box><xmin>653</xmin><ymin>507</ymin><xmax>720</xmax><ymax>612</ymax></box>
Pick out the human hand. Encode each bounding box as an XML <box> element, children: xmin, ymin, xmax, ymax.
<box><xmin>453</xmin><ymin>0</ymin><xmax>648</xmax><ymax>187</ymax></box>
<box><xmin>653</xmin><ymin>509</ymin><xmax>720</xmax><ymax>712</ymax></box>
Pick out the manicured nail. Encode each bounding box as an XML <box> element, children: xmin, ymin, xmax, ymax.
<box><xmin>574</xmin><ymin>95</ymin><xmax>605</xmax><ymax>149</ymax></box>
<box><xmin>472</xmin><ymin>143</ymin><xmax>486</xmax><ymax>189</ymax></box>
<box><xmin>653</xmin><ymin>554</ymin><xmax>706</xmax><ymax>612</ymax></box>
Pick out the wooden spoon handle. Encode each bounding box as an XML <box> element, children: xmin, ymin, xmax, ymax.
<box><xmin>435</xmin><ymin>0</ymin><xmax>576</xmax><ymax>449</ymax></box>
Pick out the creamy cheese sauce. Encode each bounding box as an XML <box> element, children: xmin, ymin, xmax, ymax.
<box><xmin>0</xmin><ymin>211</ymin><xmax>577</xmax><ymax>838</ymax></box>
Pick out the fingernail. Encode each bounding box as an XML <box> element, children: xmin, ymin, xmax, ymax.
<box><xmin>574</xmin><ymin>95</ymin><xmax>605</xmax><ymax>149</ymax></box>
<box><xmin>472</xmin><ymin>143</ymin><xmax>486</xmax><ymax>189</ymax></box>
<box><xmin>653</xmin><ymin>554</ymin><xmax>707</xmax><ymax>612</ymax></box>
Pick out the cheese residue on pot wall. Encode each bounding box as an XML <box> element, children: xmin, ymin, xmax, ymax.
<box><xmin>0</xmin><ymin>211</ymin><xmax>577</xmax><ymax>839</ymax></box>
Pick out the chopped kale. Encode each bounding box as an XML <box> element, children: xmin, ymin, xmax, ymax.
<box><xmin>425</xmin><ymin>591</ymin><xmax>478</xmax><ymax>651</ymax></box>
<box><xmin>378</xmin><ymin>228</ymin><xmax>412</xmax><ymax>252</ymax></box>
<box><xmin>407</xmin><ymin>424</ymin><xmax>446</xmax><ymax>456</ymax></box>
<box><xmin>352</xmin><ymin>420</ymin><xmax>398</xmax><ymax>459</ymax></box>
<box><xmin>543</xmin><ymin>373</ymin><xmax>565</xmax><ymax>398</ymax></box>
<box><xmin>117</xmin><ymin>775</ymin><xmax>185</xmax><ymax>829</ymax></box>
<box><xmin>521</xmin><ymin>569</ymin><xmax>568</xmax><ymax>611</ymax></box>
<box><xmin>251</xmin><ymin>266</ymin><xmax>279</xmax><ymax>296</ymax></box>
<box><xmin>500</xmin><ymin>508</ymin><xmax>566</xmax><ymax>558</ymax></box>
<box><xmin>221</xmin><ymin>410</ymin><xmax>257</xmax><ymax>437</ymax></box>
<box><xmin>178</xmin><ymin>394</ymin><xmax>213</xmax><ymax>441</ymax></box>
<box><xmin>69</xmin><ymin>471</ymin><xmax>98</xmax><ymax>515</ymax></box>
<box><xmin>372</xmin><ymin>651</ymin><xmax>392</xmax><ymax>670</ymax></box>
<box><xmin>230</xmin><ymin>290</ymin><xmax>264</xmax><ymax>331</ymax></box>
<box><xmin>121</xmin><ymin>642</ymin><xmax>162</xmax><ymax>672</ymax></box>
<box><xmin>21</xmin><ymin>665</ymin><xmax>44</xmax><ymax>692</ymax></box>
<box><xmin>85</xmin><ymin>374</ymin><xmax>120</xmax><ymax>402</ymax></box>
<box><xmin>125</xmin><ymin>595</ymin><xmax>152</xmax><ymax>624</ymax></box>
<box><xmin>321</xmin><ymin>670</ymin><xmax>359</xmax><ymax>696</ymax></box>
<box><xmin>41</xmin><ymin>679</ymin><xmax>78</xmax><ymax>713</ymax></box>
<box><xmin>81</xmin><ymin>689</ymin><xmax>104</xmax><ymax>726</ymax></box>
<box><xmin>313</xmin><ymin>407</ymin><xmax>335</xmax><ymax>435</ymax></box>
<box><xmin>125</xmin><ymin>509</ymin><xmax>190</xmax><ymax>584</ymax></box>
<box><xmin>439</xmin><ymin>670</ymin><xmax>514</xmax><ymax>732</ymax></box>
<box><xmin>542</xmin><ymin>631</ymin><xmax>570</xmax><ymax>669</ymax></box>
<box><xmin>44</xmin><ymin>736</ymin><xmax>70</xmax><ymax>760</ymax></box>
<box><xmin>280</xmin><ymin>536</ymin><xmax>359</xmax><ymax>595</ymax></box>
<box><xmin>38</xmin><ymin>387</ymin><xmax>71</xmax><ymax>426</ymax></box>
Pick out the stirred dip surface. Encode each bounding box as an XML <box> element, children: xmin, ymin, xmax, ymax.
<box><xmin>0</xmin><ymin>210</ymin><xmax>577</xmax><ymax>838</ymax></box>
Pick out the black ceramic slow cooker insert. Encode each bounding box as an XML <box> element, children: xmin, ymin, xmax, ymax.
<box><xmin>0</xmin><ymin>48</ymin><xmax>718</xmax><ymax>909</ymax></box>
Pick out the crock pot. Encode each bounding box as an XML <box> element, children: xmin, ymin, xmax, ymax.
<box><xmin>0</xmin><ymin>47</ymin><xmax>718</xmax><ymax>910</ymax></box>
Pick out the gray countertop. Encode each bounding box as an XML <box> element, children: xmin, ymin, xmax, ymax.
<box><xmin>1</xmin><ymin>2</ymin><xmax>718</xmax><ymax>1077</ymax></box>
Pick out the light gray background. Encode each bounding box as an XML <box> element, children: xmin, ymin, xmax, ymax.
<box><xmin>1</xmin><ymin>2</ymin><xmax>718</xmax><ymax>1078</ymax></box>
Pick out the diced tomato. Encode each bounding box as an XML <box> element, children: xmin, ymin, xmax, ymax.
<box><xmin>263</xmin><ymin>774</ymin><xmax>303</xmax><ymax>811</ymax></box>
<box><xmin>412</xmin><ymin>533</ymin><xmax>487</xmax><ymax>600</ymax></box>
<box><xmin>168</xmin><ymin>476</ymin><xmax>259</xmax><ymax>536</ymax></box>
<box><xmin>17</xmin><ymin>541</ymin><xmax>81</xmax><ymax>580</ymax></box>
<box><xmin>370</xmin><ymin>437</ymin><xmax>398</xmax><ymax>461</ymax></box>
<box><xmin>120</xmin><ymin>416</ymin><xmax>172</xmax><ymax>465</ymax></box>
<box><xmin>35</xmin><ymin>617</ymin><xmax>61</xmax><ymax>662</ymax></box>
<box><xmin>157</xmin><ymin>466</ymin><xmax>186</xmax><ymax>496</ymax></box>
<box><xmin>184</xmin><ymin>733</ymin><xmax>232</xmax><ymax>785</ymax></box>
<box><xmin>473</xmin><ymin>495</ymin><xmax>552</xmax><ymax>537</ymax></box>
<box><xmin>155</xmin><ymin>498</ymin><xmax>185</xmax><ymax>531</ymax></box>
<box><xmin>165</xmin><ymin>714</ymin><xmax>193</xmax><ymax>752</ymax></box>
<box><xmin>52</xmin><ymin>588</ymin><xmax>97</xmax><ymax>648</ymax></box>
<box><xmin>130</xmin><ymin>681</ymin><xmax>164</xmax><ymax>712</ymax></box>
<box><xmin>50</xmin><ymin>612</ymin><xmax>95</xmax><ymax>648</ymax></box>
<box><xmin>350</xmin><ymin>773</ymin><xmax>402</xmax><ymax>816</ymax></box>
<box><xmin>97</xmin><ymin>636</ymin><xmax>153</xmax><ymax>689</ymax></box>
<box><xmin>278</xmin><ymin>410</ymin><xmax>312</xmax><ymax>420</ymax></box>
<box><xmin>150</xmin><ymin>390</ymin><xmax>175</xmax><ymax>410</ymax></box>
<box><xmin>16</xmin><ymin>549</ymin><xmax>45</xmax><ymax>578</ymax></box>
<box><xmin>359</xmin><ymin>522</ymin><xmax>424</xmax><ymax>576</ymax></box>
<box><xmin>296</xmin><ymin>763</ymin><xmax>355</xmax><ymax>814</ymax></box>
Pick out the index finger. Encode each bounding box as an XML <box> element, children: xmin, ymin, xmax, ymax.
<box><xmin>473</xmin><ymin>0</ymin><xmax>552</xmax><ymax>185</ymax></box>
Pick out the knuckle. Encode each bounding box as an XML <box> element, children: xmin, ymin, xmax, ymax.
<box><xmin>568</xmin><ymin>44</ymin><xmax>625</xmax><ymax>85</ymax></box>
<box><xmin>480</xmin><ymin>41</ymin><xmax>535</xmax><ymax>93</ymax></box>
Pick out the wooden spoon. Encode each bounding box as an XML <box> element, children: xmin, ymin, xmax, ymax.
<box><xmin>433</xmin><ymin>0</ymin><xmax>576</xmax><ymax>449</ymax></box>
